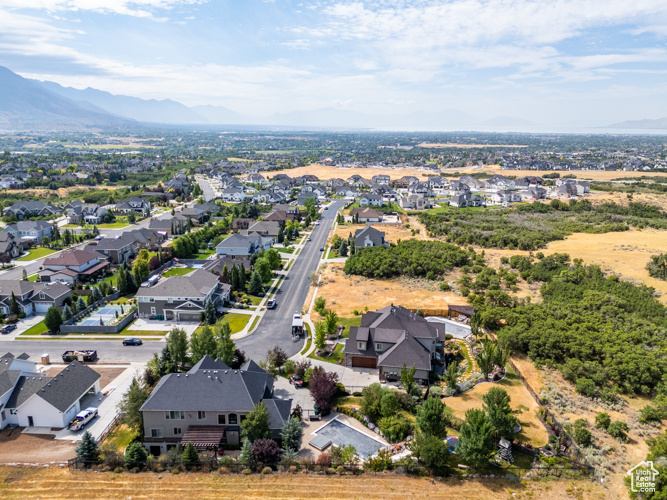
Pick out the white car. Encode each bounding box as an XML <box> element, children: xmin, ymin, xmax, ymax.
<box><xmin>68</xmin><ymin>407</ymin><xmax>98</xmax><ymax>431</ymax></box>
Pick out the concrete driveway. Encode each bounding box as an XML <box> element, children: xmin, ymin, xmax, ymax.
<box><xmin>0</xmin><ymin>314</ymin><xmax>45</xmax><ymax>341</ymax></box>
<box><xmin>274</xmin><ymin>375</ymin><xmax>314</xmax><ymax>411</ymax></box>
<box><xmin>130</xmin><ymin>318</ymin><xmax>200</xmax><ymax>336</ymax></box>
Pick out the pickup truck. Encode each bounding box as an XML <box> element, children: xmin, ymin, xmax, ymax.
<box><xmin>62</xmin><ymin>350</ymin><xmax>97</xmax><ymax>363</ymax></box>
<box><xmin>68</xmin><ymin>407</ymin><xmax>98</xmax><ymax>431</ymax></box>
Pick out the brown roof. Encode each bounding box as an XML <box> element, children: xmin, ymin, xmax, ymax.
<box><xmin>350</xmin><ymin>207</ymin><xmax>382</xmax><ymax>218</ymax></box>
<box><xmin>43</xmin><ymin>249</ymin><xmax>104</xmax><ymax>267</ymax></box>
<box><xmin>180</xmin><ymin>425</ymin><xmax>226</xmax><ymax>449</ymax></box>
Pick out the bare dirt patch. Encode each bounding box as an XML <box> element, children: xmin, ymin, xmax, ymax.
<box><xmin>0</xmin><ymin>466</ymin><xmax>611</xmax><ymax>500</ymax></box>
<box><xmin>470</xmin><ymin>164</ymin><xmax>667</xmax><ymax>182</ymax></box>
<box><xmin>4</xmin><ymin>186</ymin><xmax>121</xmax><ymax>199</ymax></box>
<box><xmin>0</xmin><ymin>428</ymin><xmax>75</xmax><ymax>464</ymax></box>
<box><xmin>278</xmin><ymin>164</ymin><xmax>434</xmax><ymax>182</ymax></box>
<box><xmin>316</xmin><ymin>263</ymin><xmax>468</xmax><ymax>316</ymax></box>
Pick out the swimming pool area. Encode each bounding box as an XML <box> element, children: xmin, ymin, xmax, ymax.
<box><xmin>75</xmin><ymin>304</ymin><xmax>126</xmax><ymax>326</ymax></box>
<box><xmin>309</xmin><ymin>418</ymin><xmax>387</xmax><ymax>459</ymax></box>
<box><xmin>426</xmin><ymin>317</ymin><xmax>472</xmax><ymax>339</ymax></box>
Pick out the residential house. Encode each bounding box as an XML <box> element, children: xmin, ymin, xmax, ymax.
<box><xmin>359</xmin><ymin>194</ymin><xmax>383</xmax><ymax>207</ymax></box>
<box><xmin>400</xmin><ymin>194</ymin><xmax>431</xmax><ymax>210</ymax></box>
<box><xmin>252</xmin><ymin>190</ymin><xmax>285</xmax><ymax>204</ymax></box>
<box><xmin>139</xmin><ymin>357</ymin><xmax>291</xmax><ymax>455</ymax></box>
<box><xmin>484</xmin><ymin>175</ymin><xmax>515</xmax><ymax>191</ymax></box>
<box><xmin>3</xmin><ymin>201</ymin><xmax>59</xmax><ymax>220</ymax></box>
<box><xmin>0</xmin><ymin>281</ymin><xmax>71</xmax><ymax>315</ymax></box>
<box><xmin>427</xmin><ymin>176</ymin><xmax>449</xmax><ymax>190</ymax></box>
<box><xmin>350</xmin><ymin>207</ymin><xmax>383</xmax><ymax>223</ymax></box>
<box><xmin>245</xmin><ymin>173</ymin><xmax>266</xmax><ymax>184</ymax></box>
<box><xmin>273</xmin><ymin>204</ymin><xmax>300</xmax><ymax>217</ymax></box>
<box><xmin>215</xmin><ymin>233</ymin><xmax>272</xmax><ymax>258</ymax></box>
<box><xmin>354</xmin><ymin>226</ymin><xmax>387</xmax><ymax>249</ymax></box>
<box><xmin>120</xmin><ymin>228</ymin><xmax>165</xmax><ymax>251</ymax></box>
<box><xmin>232</xmin><ymin>218</ymin><xmax>253</xmax><ymax>231</ymax></box>
<box><xmin>344</xmin><ymin>305</ymin><xmax>445</xmax><ymax>383</ymax></box>
<box><xmin>39</xmin><ymin>249</ymin><xmax>109</xmax><ymax>284</ymax></box>
<box><xmin>222</xmin><ymin>188</ymin><xmax>248</xmax><ymax>203</ymax></box>
<box><xmin>490</xmin><ymin>190</ymin><xmax>522</xmax><ymax>205</ymax></box>
<box><xmin>264</xmin><ymin>211</ymin><xmax>296</xmax><ymax>227</ymax></box>
<box><xmin>0</xmin><ymin>354</ymin><xmax>101</xmax><ymax>430</ymax></box>
<box><xmin>136</xmin><ymin>268</ymin><xmax>229</xmax><ymax>321</ymax></box>
<box><xmin>449</xmin><ymin>193</ymin><xmax>484</xmax><ymax>208</ymax></box>
<box><xmin>0</xmin><ymin>175</ymin><xmax>21</xmax><ymax>189</ymax></box>
<box><xmin>0</xmin><ymin>232</ymin><xmax>23</xmax><ymax>261</ymax></box>
<box><xmin>335</xmin><ymin>186</ymin><xmax>360</xmax><ymax>199</ymax></box>
<box><xmin>519</xmin><ymin>187</ymin><xmax>548</xmax><ymax>201</ymax></box>
<box><xmin>148</xmin><ymin>218</ymin><xmax>186</xmax><ymax>238</ymax></box>
<box><xmin>116</xmin><ymin>197</ymin><xmax>151</xmax><ymax>216</ymax></box>
<box><xmin>3</xmin><ymin>220</ymin><xmax>53</xmax><ymax>243</ymax></box>
<box><xmin>447</xmin><ymin>181</ymin><xmax>471</xmax><ymax>196</ymax></box>
<box><xmin>244</xmin><ymin>220</ymin><xmax>280</xmax><ymax>240</ymax></box>
<box><xmin>63</xmin><ymin>202</ymin><xmax>108</xmax><ymax>225</ymax></box>
<box><xmin>296</xmin><ymin>194</ymin><xmax>320</xmax><ymax>206</ymax></box>
<box><xmin>83</xmin><ymin>236</ymin><xmax>137</xmax><ymax>265</ymax></box>
<box><xmin>371</xmin><ymin>174</ymin><xmax>391</xmax><ymax>185</ymax></box>
<box><xmin>458</xmin><ymin>176</ymin><xmax>484</xmax><ymax>190</ymax></box>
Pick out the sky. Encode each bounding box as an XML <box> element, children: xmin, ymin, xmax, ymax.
<box><xmin>1</xmin><ymin>0</ymin><xmax>667</xmax><ymax>128</ymax></box>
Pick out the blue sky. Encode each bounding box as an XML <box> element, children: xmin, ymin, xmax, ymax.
<box><xmin>1</xmin><ymin>0</ymin><xmax>667</xmax><ymax>127</ymax></box>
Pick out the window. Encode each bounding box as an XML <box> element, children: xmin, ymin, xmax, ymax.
<box><xmin>173</xmin><ymin>427</ymin><xmax>182</xmax><ymax>435</ymax></box>
<box><xmin>228</xmin><ymin>413</ymin><xmax>238</xmax><ymax>425</ymax></box>
<box><xmin>165</xmin><ymin>411</ymin><xmax>184</xmax><ymax>420</ymax></box>
<box><xmin>357</xmin><ymin>341</ymin><xmax>366</xmax><ymax>350</ymax></box>
<box><xmin>10</xmin><ymin>409</ymin><xmax>17</xmax><ymax>415</ymax></box>
<box><xmin>149</xmin><ymin>298</ymin><xmax>155</xmax><ymax>303</ymax></box>
<box><xmin>187</xmin><ymin>303</ymin><xmax>192</xmax><ymax>307</ymax></box>
<box><xmin>375</xmin><ymin>343</ymin><xmax>383</xmax><ymax>351</ymax></box>
<box><xmin>151</xmin><ymin>428</ymin><xmax>163</xmax><ymax>438</ymax></box>
<box><xmin>168</xmin><ymin>298</ymin><xmax>173</xmax><ymax>303</ymax></box>
<box><xmin>198</xmin><ymin>411</ymin><xmax>206</xmax><ymax>420</ymax></box>
<box><xmin>217</xmin><ymin>414</ymin><xmax>226</xmax><ymax>425</ymax></box>
<box><xmin>39</xmin><ymin>292</ymin><xmax>45</xmax><ymax>299</ymax></box>
<box><xmin>151</xmin><ymin>307</ymin><xmax>156</xmax><ymax>315</ymax></box>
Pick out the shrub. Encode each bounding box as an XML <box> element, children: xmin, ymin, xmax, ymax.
<box><xmin>438</xmin><ymin>282</ymin><xmax>451</xmax><ymax>291</ymax></box>
<box><xmin>608</xmin><ymin>421</ymin><xmax>630</xmax><ymax>442</ymax></box>
<box><xmin>316</xmin><ymin>452</ymin><xmax>332</xmax><ymax>466</ymax></box>
<box><xmin>171</xmin><ymin>468</ymin><xmax>180</xmax><ymax>475</ymax></box>
<box><xmin>283</xmin><ymin>359</ymin><xmax>296</xmax><ymax>376</ymax></box>
<box><xmin>573</xmin><ymin>426</ymin><xmax>592</xmax><ymax>447</ymax></box>
<box><xmin>595</xmin><ymin>412</ymin><xmax>611</xmax><ymax>430</ymax></box>
<box><xmin>289</xmin><ymin>465</ymin><xmax>298</xmax><ymax>473</ymax></box>
<box><xmin>429</xmin><ymin>386</ymin><xmax>443</xmax><ymax>397</ymax></box>
<box><xmin>114</xmin><ymin>466</ymin><xmax>123</xmax><ymax>474</ymax></box>
<box><xmin>242</xmin><ymin>468</ymin><xmax>252</xmax><ymax>475</ymax></box>
<box><xmin>575</xmin><ymin>378</ymin><xmax>597</xmax><ymax>398</ymax></box>
<box><xmin>336</xmin><ymin>465</ymin><xmax>345</xmax><ymax>475</ymax></box>
<box><xmin>262</xmin><ymin>466</ymin><xmax>272</xmax><ymax>474</ymax></box>
<box><xmin>378</xmin><ymin>416</ymin><xmax>413</xmax><ymax>442</ymax></box>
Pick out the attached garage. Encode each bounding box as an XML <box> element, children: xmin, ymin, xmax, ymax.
<box><xmin>33</xmin><ymin>302</ymin><xmax>51</xmax><ymax>313</ymax></box>
<box><xmin>351</xmin><ymin>357</ymin><xmax>377</xmax><ymax>369</ymax></box>
<box><xmin>177</xmin><ymin>311</ymin><xmax>202</xmax><ymax>322</ymax></box>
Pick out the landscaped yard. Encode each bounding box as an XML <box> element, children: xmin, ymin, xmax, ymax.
<box><xmin>193</xmin><ymin>248</ymin><xmax>216</xmax><ymax>258</ymax></box>
<box><xmin>20</xmin><ymin>320</ymin><xmax>48</xmax><ymax>336</ymax></box>
<box><xmin>337</xmin><ymin>316</ymin><xmax>361</xmax><ymax>339</ymax></box>
<box><xmin>162</xmin><ymin>267</ymin><xmax>195</xmax><ymax>277</ymax></box>
<box><xmin>16</xmin><ymin>248</ymin><xmax>57</xmax><ymax>261</ymax></box>
<box><xmin>195</xmin><ymin>313</ymin><xmax>251</xmax><ymax>336</ymax></box>
<box><xmin>101</xmin><ymin>423</ymin><xmax>138</xmax><ymax>452</ymax></box>
<box><xmin>277</xmin><ymin>247</ymin><xmax>295</xmax><ymax>254</ymax></box>
<box><xmin>95</xmin><ymin>222</ymin><xmax>130</xmax><ymax>229</ymax></box>
<box><xmin>309</xmin><ymin>342</ymin><xmax>345</xmax><ymax>364</ymax></box>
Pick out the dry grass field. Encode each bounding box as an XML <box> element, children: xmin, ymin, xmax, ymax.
<box><xmin>483</xmin><ymin>227</ymin><xmax>667</xmax><ymax>304</ymax></box>
<box><xmin>333</xmin><ymin>223</ymin><xmax>416</xmax><ymax>244</ymax></box>
<box><xmin>0</xmin><ymin>466</ymin><xmax>613</xmax><ymax>500</ymax></box>
<box><xmin>3</xmin><ymin>185</ymin><xmax>121</xmax><ymax>199</ymax></box>
<box><xmin>315</xmin><ymin>263</ymin><xmax>469</xmax><ymax>316</ymax></box>
<box><xmin>277</xmin><ymin>164</ymin><xmax>433</xmax><ymax>181</ymax></box>
<box><xmin>471</xmin><ymin>164</ymin><xmax>667</xmax><ymax>182</ymax></box>
<box><xmin>418</xmin><ymin>143</ymin><xmax>528</xmax><ymax>149</ymax></box>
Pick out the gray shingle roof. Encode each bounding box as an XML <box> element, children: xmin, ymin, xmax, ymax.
<box><xmin>136</xmin><ymin>268</ymin><xmax>219</xmax><ymax>299</ymax></box>
<box><xmin>5</xmin><ymin>374</ymin><xmax>51</xmax><ymax>409</ymax></box>
<box><xmin>35</xmin><ymin>361</ymin><xmax>101</xmax><ymax>412</ymax></box>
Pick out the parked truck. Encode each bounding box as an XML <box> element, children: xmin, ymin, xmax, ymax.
<box><xmin>292</xmin><ymin>313</ymin><xmax>304</xmax><ymax>339</ymax></box>
<box><xmin>68</xmin><ymin>407</ymin><xmax>98</xmax><ymax>431</ymax></box>
<box><xmin>62</xmin><ymin>350</ymin><xmax>97</xmax><ymax>363</ymax></box>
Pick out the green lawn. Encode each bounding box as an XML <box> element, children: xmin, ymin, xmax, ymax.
<box><xmin>247</xmin><ymin>295</ymin><xmax>263</xmax><ymax>306</ymax></box>
<box><xmin>27</xmin><ymin>274</ymin><xmax>38</xmax><ymax>282</ymax></box>
<box><xmin>300</xmin><ymin>336</ymin><xmax>312</xmax><ymax>355</ymax></box>
<box><xmin>102</xmin><ymin>423</ymin><xmax>139</xmax><ymax>451</ymax></box>
<box><xmin>20</xmin><ymin>320</ymin><xmax>48</xmax><ymax>336</ymax></box>
<box><xmin>16</xmin><ymin>248</ymin><xmax>57</xmax><ymax>261</ymax></box>
<box><xmin>309</xmin><ymin>343</ymin><xmax>345</xmax><ymax>364</ymax></box>
<box><xmin>247</xmin><ymin>316</ymin><xmax>260</xmax><ymax>333</ymax></box>
<box><xmin>196</xmin><ymin>313</ymin><xmax>251</xmax><ymax>336</ymax></box>
<box><xmin>337</xmin><ymin>316</ymin><xmax>362</xmax><ymax>339</ymax></box>
<box><xmin>95</xmin><ymin>222</ymin><xmax>130</xmax><ymax>229</ymax></box>
<box><xmin>162</xmin><ymin>267</ymin><xmax>195</xmax><ymax>277</ymax></box>
<box><xmin>194</xmin><ymin>248</ymin><xmax>216</xmax><ymax>258</ymax></box>
<box><xmin>277</xmin><ymin>247</ymin><xmax>295</xmax><ymax>254</ymax></box>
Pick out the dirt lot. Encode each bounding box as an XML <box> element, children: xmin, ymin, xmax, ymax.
<box><xmin>279</xmin><ymin>164</ymin><xmax>434</xmax><ymax>182</ymax></box>
<box><xmin>315</xmin><ymin>263</ymin><xmax>469</xmax><ymax>316</ymax></box>
<box><xmin>0</xmin><ymin>466</ymin><xmax>612</xmax><ymax>500</ymax></box>
<box><xmin>483</xmin><ymin>227</ymin><xmax>667</xmax><ymax>304</ymax></box>
<box><xmin>0</xmin><ymin>428</ymin><xmax>75</xmax><ymax>464</ymax></box>
<box><xmin>44</xmin><ymin>366</ymin><xmax>127</xmax><ymax>390</ymax></box>
<box><xmin>470</xmin><ymin>164</ymin><xmax>667</xmax><ymax>182</ymax></box>
<box><xmin>333</xmin><ymin>223</ymin><xmax>416</xmax><ymax>245</ymax></box>
<box><xmin>444</xmin><ymin>371</ymin><xmax>548</xmax><ymax>448</ymax></box>
<box><xmin>3</xmin><ymin>186</ymin><xmax>121</xmax><ymax>199</ymax></box>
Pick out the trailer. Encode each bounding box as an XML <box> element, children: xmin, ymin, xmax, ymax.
<box><xmin>62</xmin><ymin>350</ymin><xmax>97</xmax><ymax>363</ymax></box>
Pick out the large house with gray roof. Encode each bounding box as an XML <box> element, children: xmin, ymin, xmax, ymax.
<box><xmin>3</xmin><ymin>201</ymin><xmax>60</xmax><ymax>220</ymax></box>
<box><xmin>354</xmin><ymin>226</ymin><xmax>387</xmax><ymax>249</ymax></box>
<box><xmin>136</xmin><ymin>268</ymin><xmax>230</xmax><ymax>322</ymax></box>
<box><xmin>0</xmin><ymin>353</ymin><xmax>100</xmax><ymax>429</ymax></box>
<box><xmin>0</xmin><ymin>281</ymin><xmax>71</xmax><ymax>315</ymax></box>
<box><xmin>344</xmin><ymin>304</ymin><xmax>446</xmax><ymax>384</ymax></box>
<box><xmin>3</xmin><ymin>220</ymin><xmax>53</xmax><ymax>243</ymax></box>
<box><xmin>140</xmin><ymin>356</ymin><xmax>292</xmax><ymax>455</ymax></box>
<box><xmin>215</xmin><ymin>232</ymin><xmax>273</xmax><ymax>259</ymax></box>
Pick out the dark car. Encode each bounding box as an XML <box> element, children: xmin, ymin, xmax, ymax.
<box><xmin>0</xmin><ymin>324</ymin><xmax>16</xmax><ymax>334</ymax></box>
<box><xmin>319</xmin><ymin>247</ymin><xmax>324</xmax><ymax>251</ymax></box>
<box><xmin>289</xmin><ymin>375</ymin><xmax>304</xmax><ymax>388</ymax></box>
<box><xmin>123</xmin><ymin>337</ymin><xmax>143</xmax><ymax>346</ymax></box>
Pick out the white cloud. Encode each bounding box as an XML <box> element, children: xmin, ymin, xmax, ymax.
<box><xmin>0</xmin><ymin>0</ymin><xmax>206</xmax><ymax>19</ymax></box>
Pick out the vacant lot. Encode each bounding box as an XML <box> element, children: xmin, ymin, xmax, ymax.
<box><xmin>0</xmin><ymin>429</ymin><xmax>75</xmax><ymax>464</ymax></box>
<box><xmin>279</xmin><ymin>164</ymin><xmax>433</xmax><ymax>182</ymax></box>
<box><xmin>483</xmin><ymin>227</ymin><xmax>667</xmax><ymax>303</ymax></box>
<box><xmin>473</xmin><ymin>164</ymin><xmax>667</xmax><ymax>182</ymax></box>
<box><xmin>0</xmin><ymin>466</ymin><xmax>611</xmax><ymax>500</ymax></box>
<box><xmin>316</xmin><ymin>263</ymin><xmax>468</xmax><ymax>316</ymax></box>
<box><xmin>333</xmin><ymin>223</ymin><xmax>416</xmax><ymax>245</ymax></box>
<box><xmin>444</xmin><ymin>369</ymin><xmax>548</xmax><ymax>448</ymax></box>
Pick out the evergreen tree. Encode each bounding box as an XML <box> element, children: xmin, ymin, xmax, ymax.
<box><xmin>181</xmin><ymin>442</ymin><xmax>199</xmax><ymax>466</ymax></box>
<box><xmin>124</xmin><ymin>442</ymin><xmax>148</xmax><ymax>468</ymax></box>
<box><xmin>92</xmin><ymin>286</ymin><xmax>103</xmax><ymax>302</ymax></box>
<box><xmin>62</xmin><ymin>304</ymin><xmax>73</xmax><ymax>321</ymax></box>
<box><xmin>239</xmin><ymin>263</ymin><xmax>247</xmax><ymax>291</ymax></box>
<box><xmin>76</xmin><ymin>296</ymin><xmax>87</xmax><ymax>312</ymax></box>
<box><xmin>22</xmin><ymin>268</ymin><xmax>27</xmax><ymax>281</ymax></box>
<box><xmin>222</xmin><ymin>264</ymin><xmax>229</xmax><ymax>283</ymax></box>
<box><xmin>239</xmin><ymin>438</ymin><xmax>253</xmax><ymax>466</ymax></box>
<box><xmin>483</xmin><ymin>387</ymin><xmax>519</xmax><ymax>440</ymax></box>
<box><xmin>248</xmin><ymin>271</ymin><xmax>263</xmax><ymax>296</ymax></box>
<box><xmin>44</xmin><ymin>306</ymin><xmax>63</xmax><ymax>334</ymax></box>
<box><xmin>457</xmin><ymin>409</ymin><xmax>495</xmax><ymax>464</ymax></box>
<box><xmin>241</xmin><ymin>401</ymin><xmax>271</xmax><ymax>443</ymax></box>
<box><xmin>339</xmin><ymin>240</ymin><xmax>348</xmax><ymax>257</ymax></box>
<box><xmin>215</xmin><ymin>321</ymin><xmax>235</xmax><ymax>366</ymax></box>
<box><xmin>190</xmin><ymin>325</ymin><xmax>216</xmax><ymax>363</ymax></box>
<box><xmin>314</xmin><ymin>321</ymin><xmax>327</xmax><ymax>351</ymax></box>
<box><xmin>118</xmin><ymin>377</ymin><xmax>150</xmax><ymax>434</ymax></box>
<box><xmin>117</xmin><ymin>267</ymin><xmax>127</xmax><ymax>294</ymax></box>
<box><xmin>416</xmin><ymin>396</ymin><xmax>448</xmax><ymax>439</ymax></box>
<box><xmin>205</xmin><ymin>299</ymin><xmax>216</xmax><ymax>325</ymax></box>
<box><xmin>133</xmin><ymin>267</ymin><xmax>143</xmax><ymax>289</ymax></box>
<box><xmin>281</xmin><ymin>416</ymin><xmax>303</xmax><ymax>452</ymax></box>
<box><xmin>75</xmin><ymin>431</ymin><xmax>100</xmax><ymax>465</ymax></box>
<box><xmin>10</xmin><ymin>292</ymin><xmax>19</xmax><ymax>315</ymax></box>
<box><xmin>277</xmin><ymin>227</ymin><xmax>284</xmax><ymax>244</ymax></box>
<box><xmin>230</xmin><ymin>264</ymin><xmax>239</xmax><ymax>291</ymax></box>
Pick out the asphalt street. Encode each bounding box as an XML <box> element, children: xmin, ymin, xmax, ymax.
<box><xmin>196</xmin><ymin>176</ymin><xmax>217</xmax><ymax>201</ymax></box>
<box><xmin>237</xmin><ymin>200</ymin><xmax>345</xmax><ymax>362</ymax></box>
<box><xmin>3</xmin><ymin>340</ymin><xmax>164</xmax><ymax>363</ymax></box>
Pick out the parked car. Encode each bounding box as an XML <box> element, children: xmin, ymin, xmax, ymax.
<box><xmin>319</xmin><ymin>247</ymin><xmax>324</xmax><ymax>251</ymax></box>
<box><xmin>289</xmin><ymin>375</ymin><xmax>303</xmax><ymax>388</ymax></box>
<box><xmin>123</xmin><ymin>337</ymin><xmax>143</xmax><ymax>346</ymax></box>
<box><xmin>324</xmin><ymin>206</ymin><xmax>328</xmax><ymax>210</ymax></box>
<box><xmin>307</xmin><ymin>237</ymin><xmax>312</xmax><ymax>242</ymax></box>
<box><xmin>266</xmin><ymin>299</ymin><xmax>276</xmax><ymax>309</ymax></box>
<box><xmin>68</xmin><ymin>407</ymin><xmax>98</xmax><ymax>431</ymax></box>
<box><xmin>0</xmin><ymin>324</ymin><xmax>17</xmax><ymax>334</ymax></box>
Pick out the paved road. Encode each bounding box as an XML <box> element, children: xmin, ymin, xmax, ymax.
<box><xmin>237</xmin><ymin>200</ymin><xmax>345</xmax><ymax>362</ymax></box>
<box><xmin>196</xmin><ymin>177</ymin><xmax>218</xmax><ymax>201</ymax></box>
<box><xmin>4</xmin><ymin>340</ymin><xmax>163</xmax><ymax>363</ymax></box>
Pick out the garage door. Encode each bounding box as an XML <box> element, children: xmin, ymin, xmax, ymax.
<box><xmin>178</xmin><ymin>312</ymin><xmax>202</xmax><ymax>322</ymax></box>
<box><xmin>351</xmin><ymin>357</ymin><xmax>377</xmax><ymax>369</ymax></box>
<box><xmin>33</xmin><ymin>302</ymin><xmax>51</xmax><ymax>313</ymax></box>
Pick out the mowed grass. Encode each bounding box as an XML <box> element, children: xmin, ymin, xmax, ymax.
<box><xmin>101</xmin><ymin>423</ymin><xmax>138</xmax><ymax>452</ymax></box>
<box><xmin>0</xmin><ymin>466</ymin><xmax>608</xmax><ymax>500</ymax></box>
<box><xmin>16</xmin><ymin>248</ymin><xmax>57</xmax><ymax>261</ymax></box>
<box><xmin>195</xmin><ymin>313</ymin><xmax>251</xmax><ymax>336</ymax></box>
<box><xmin>20</xmin><ymin>320</ymin><xmax>48</xmax><ymax>336</ymax></box>
<box><xmin>161</xmin><ymin>267</ymin><xmax>195</xmax><ymax>278</ymax></box>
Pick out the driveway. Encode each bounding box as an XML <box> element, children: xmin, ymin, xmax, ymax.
<box><xmin>0</xmin><ymin>314</ymin><xmax>45</xmax><ymax>341</ymax></box>
<box><xmin>130</xmin><ymin>318</ymin><xmax>200</xmax><ymax>336</ymax></box>
<box><xmin>273</xmin><ymin>375</ymin><xmax>314</xmax><ymax>411</ymax></box>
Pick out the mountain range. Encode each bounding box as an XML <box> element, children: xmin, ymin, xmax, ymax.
<box><xmin>607</xmin><ymin>118</ymin><xmax>667</xmax><ymax>129</ymax></box>
<box><xmin>0</xmin><ymin>64</ymin><xmax>537</xmax><ymax>130</ymax></box>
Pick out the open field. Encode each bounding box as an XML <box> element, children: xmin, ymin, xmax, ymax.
<box><xmin>315</xmin><ymin>263</ymin><xmax>468</xmax><ymax>316</ymax></box>
<box><xmin>0</xmin><ymin>466</ymin><xmax>612</xmax><ymax>500</ymax></box>
<box><xmin>3</xmin><ymin>185</ymin><xmax>122</xmax><ymax>198</ymax></box>
<box><xmin>483</xmin><ymin>227</ymin><xmax>667</xmax><ymax>304</ymax></box>
<box><xmin>333</xmin><ymin>222</ymin><xmax>417</xmax><ymax>245</ymax></box>
<box><xmin>467</xmin><ymin>163</ymin><xmax>667</xmax><ymax>182</ymax></box>
<box><xmin>444</xmin><ymin>368</ymin><xmax>549</xmax><ymax>448</ymax></box>
<box><xmin>278</xmin><ymin>164</ymin><xmax>435</xmax><ymax>181</ymax></box>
